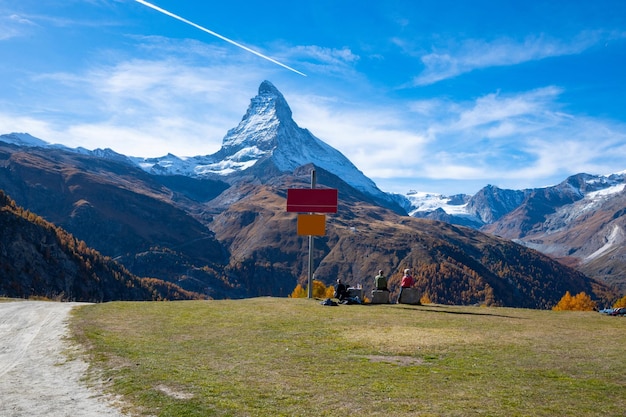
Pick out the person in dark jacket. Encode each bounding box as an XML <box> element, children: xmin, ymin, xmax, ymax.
<box><xmin>334</xmin><ymin>278</ymin><xmax>349</xmax><ymax>301</ymax></box>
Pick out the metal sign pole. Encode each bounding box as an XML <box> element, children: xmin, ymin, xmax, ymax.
<box><xmin>307</xmin><ymin>169</ymin><xmax>316</xmax><ymax>298</ymax></box>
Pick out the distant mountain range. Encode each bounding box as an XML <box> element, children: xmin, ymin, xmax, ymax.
<box><xmin>400</xmin><ymin>172</ymin><xmax>626</xmax><ymax>292</ymax></box>
<box><xmin>0</xmin><ymin>81</ymin><xmax>623</xmax><ymax>306</ymax></box>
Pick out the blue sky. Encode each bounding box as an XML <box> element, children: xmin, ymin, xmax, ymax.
<box><xmin>1</xmin><ymin>0</ymin><xmax>625</xmax><ymax>195</ymax></box>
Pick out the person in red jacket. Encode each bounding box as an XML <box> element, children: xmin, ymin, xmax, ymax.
<box><xmin>398</xmin><ymin>268</ymin><xmax>414</xmax><ymax>303</ymax></box>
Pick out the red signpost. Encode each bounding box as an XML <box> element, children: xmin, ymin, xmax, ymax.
<box><xmin>286</xmin><ymin>173</ymin><xmax>339</xmax><ymax>298</ymax></box>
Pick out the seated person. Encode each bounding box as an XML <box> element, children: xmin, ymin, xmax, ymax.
<box><xmin>374</xmin><ymin>270</ymin><xmax>389</xmax><ymax>291</ymax></box>
<box><xmin>334</xmin><ymin>278</ymin><xmax>349</xmax><ymax>301</ymax></box>
<box><xmin>398</xmin><ymin>268</ymin><xmax>414</xmax><ymax>303</ymax></box>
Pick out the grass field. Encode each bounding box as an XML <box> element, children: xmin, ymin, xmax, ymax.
<box><xmin>70</xmin><ymin>298</ymin><xmax>626</xmax><ymax>416</ymax></box>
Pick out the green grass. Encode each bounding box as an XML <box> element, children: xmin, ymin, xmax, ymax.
<box><xmin>70</xmin><ymin>298</ymin><xmax>626</xmax><ymax>416</ymax></box>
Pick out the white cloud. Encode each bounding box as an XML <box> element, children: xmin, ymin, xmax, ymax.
<box><xmin>412</xmin><ymin>31</ymin><xmax>612</xmax><ymax>86</ymax></box>
<box><xmin>450</xmin><ymin>87</ymin><xmax>562</xmax><ymax>131</ymax></box>
<box><xmin>4</xmin><ymin>55</ymin><xmax>270</xmax><ymax>156</ymax></box>
<box><xmin>0</xmin><ymin>114</ymin><xmax>58</xmax><ymax>141</ymax></box>
<box><xmin>4</xmin><ymin>50</ymin><xmax>626</xmax><ymax>193</ymax></box>
<box><xmin>410</xmin><ymin>90</ymin><xmax>626</xmax><ymax>186</ymax></box>
<box><xmin>286</xmin><ymin>45</ymin><xmax>361</xmax><ymax>78</ymax></box>
<box><xmin>291</xmin><ymin>45</ymin><xmax>359</xmax><ymax>65</ymax></box>
<box><xmin>289</xmin><ymin>94</ymin><xmax>429</xmax><ymax>179</ymax></box>
<box><xmin>2</xmin><ymin>29</ymin><xmax>625</xmax><ymax>195</ymax></box>
<box><xmin>0</xmin><ymin>13</ymin><xmax>36</xmax><ymax>40</ymax></box>
<box><xmin>9</xmin><ymin>14</ymin><xmax>35</xmax><ymax>25</ymax></box>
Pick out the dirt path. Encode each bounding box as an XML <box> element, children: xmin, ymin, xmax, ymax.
<box><xmin>0</xmin><ymin>300</ymin><xmax>127</xmax><ymax>417</ymax></box>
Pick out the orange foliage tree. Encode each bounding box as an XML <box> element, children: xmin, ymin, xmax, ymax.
<box><xmin>290</xmin><ymin>280</ymin><xmax>371</xmax><ymax>302</ymax></box>
<box><xmin>613</xmin><ymin>295</ymin><xmax>626</xmax><ymax>308</ymax></box>
<box><xmin>289</xmin><ymin>280</ymin><xmax>334</xmax><ymax>299</ymax></box>
<box><xmin>289</xmin><ymin>284</ymin><xmax>307</xmax><ymax>298</ymax></box>
<box><xmin>552</xmin><ymin>291</ymin><xmax>597</xmax><ymax>311</ymax></box>
<box><xmin>324</xmin><ymin>285</ymin><xmax>335</xmax><ymax>299</ymax></box>
<box><xmin>312</xmin><ymin>280</ymin><xmax>329</xmax><ymax>298</ymax></box>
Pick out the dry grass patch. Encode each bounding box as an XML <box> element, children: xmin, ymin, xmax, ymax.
<box><xmin>344</xmin><ymin>325</ymin><xmax>488</xmax><ymax>354</ymax></box>
<box><xmin>362</xmin><ymin>355</ymin><xmax>426</xmax><ymax>366</ymax></box>
<box><xmin>155</xmin><ymin>384</ymin><xmax>194</xmax><ymax>400</ymax></box>
<box><xmin>71</xmin><ymin>298</ymin><xmax>626</xmax><ymax>417</ymax></box>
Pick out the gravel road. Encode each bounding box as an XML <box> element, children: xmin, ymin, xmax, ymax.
<box><xmin>0</xmin><ymin>300</ymin><xmax>127</xmax><ymax>417</ymax></box>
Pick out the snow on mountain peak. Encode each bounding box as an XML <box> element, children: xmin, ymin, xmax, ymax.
<box><xmin>586</xmin><ymin>183</ymin><xmax>626</xmax><ymax>200</ymax></box>
<box><xmin>404</xmin><ymin>191</ymin><xmax>472</xmax><ymax>217</ymax></box>
<box><xmin>220</xmin><ymin>80</ymin><xmax>291</xmax><ymax>153</ymax></box>
<box><xmin>578</xmin><ymin>182</ymin><xmax>626</xmax><ymax>213</ymax></box>
<box><xmin>0</xmin><ymin>132</ymin><xmax>49</xmax><ymax>147</ymax></box>
<box><xmin>187</xmin><ymin>81</ymin><xmax>384</xmax><ymax>197</ymax></box>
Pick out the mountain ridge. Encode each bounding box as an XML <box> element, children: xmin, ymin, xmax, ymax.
<box><xmin>405</xmin><ymin>172</ymin><xmax>626</xmax><ymax>291</ymax></box>
<box><xmin>0</xmin><ymin>190</ymin><xmax>201</xmax><ymax>301</ymax></box>
<box><xmin>3</xmin><ymin>128</ymin><xmax>625</xmax><ymax>293</ymax></box>
<box><xmin>0</xmin><ymin>80</ymin><xmax>623</xmax><ymax>304</ymax></box>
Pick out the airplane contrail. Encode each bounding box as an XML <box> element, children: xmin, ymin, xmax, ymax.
<box><xmin>134</xmin><ymin>0</ymin><xmax>307</xmax><ymax>77</ymax></box>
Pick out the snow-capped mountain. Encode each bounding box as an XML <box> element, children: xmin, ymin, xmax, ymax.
<box><xmin>396</xmin><ymin>185</ymin><xmax>524</xmax><ymax>228</ymax></box>
<box><xmin>476</xmin><ymin>172</ymin><xmax>626</xmax><ymax>292</ymax></box>
<box><xmin>390</xmin><ymin>191</ymin><xmax>479</xmax><ymax>227</ymax></box>
<box><xmin>2</xmin><ymin>81</ymin><xmax>624</xmax><ymax>234</ymax></box>
<box><xmin>483</xmin><ymin>172</ymin><xmax>626</xmax><ymax>237</ymax></box>
<box><xmin>398</xmin><ymin>172</ymin><xmax>626</xmax><ymax>228</ymax></box>
<box><xmin>131</xmin><ymin>81</ymin><xmax>387</xmax><ymax>201</ymax></box>
<box><xmin>393</xmin><ymin>172</ymin><xmax>626</xmax><ymax>291</ymax></box>
<box><xmin>2</xmin><ymin>94</ymin><xmax>626</xmax><ymax>294</ymax></box>
<box><xmin>0</xmin><ymin>132</ymin><xmax>51</xmax><ymax>148</ymax></box>
<box><xmin>404</xmin><ymin>191</ymin><xmax>471</xmax><ymax>217</ymax></box>
<box><xmin>0</xmin><ymin>132</ymin><xmax>132</xmax><ymax>163</ymax></box>
<box><xmin>0</xmin><ymin>81</ymin><xmax>393</xmax><ymax>205</ymax></box>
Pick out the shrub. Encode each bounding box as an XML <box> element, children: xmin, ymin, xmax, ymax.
<box><xmin>325</xmin><ymin>285</ymin><xmax>335</xmax><ymax>298</ymax></box>
<box><xmin>312</xmin><ymin>280</ymin><xmax>328</xmax><ymax>298</ymax></box>
<box><xmin>289</xmin><ymin>284</ymin><xmax>307</xmax><ymax>298</ymax></box>
<box><xmin>289</xmin><ymin>280</ymin><xmax>332</xmax><ymax>299</ymax></box>
<box><xmin>553</xmin><ymin>291</ymin><xmax>597</xmax><ymax>311</ymax></box>
<box><xmin>613</xmin><ymin>295</ymin><xmax>626</xmax><ymax>308</ymax></box>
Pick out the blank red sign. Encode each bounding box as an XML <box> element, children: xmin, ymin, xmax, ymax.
<box><xmin>286</xmin><ymin>188</ymin><xmax>338</xmax><ymax>213</ymax></box>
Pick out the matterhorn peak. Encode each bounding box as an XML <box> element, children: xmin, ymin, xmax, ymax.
<box><xmin>251</xmin><ymin>80</ymin><xmax>293</xmax><ymax>121</ymax></box>
<box><xmin>258</xmin><ymin>80</ymin><xmax>285</xmax><ymax>100</ymax></box>
<box><xmin>131</xmin><ymin>81</ymin><xmax>389</xmax><ymax>202</ymax></box>
<box><xmin>218</xmin><ymin>80</ymin><xmax>296</xmax><ymax>157</ymax></box>
<box><xmin>208</xmin><ymin>81</ymin><xmax>388</xmax><ymax>198</ymax></box>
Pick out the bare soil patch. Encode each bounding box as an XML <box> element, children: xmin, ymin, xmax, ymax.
<box><xmin>0</xmin><ymin>300</ymin><xmax>127</xmax><ymax>417</ymax></box>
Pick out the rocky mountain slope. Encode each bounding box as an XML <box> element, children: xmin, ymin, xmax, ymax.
<box><xmin>404</xmin><ymin>172</ymin><xmax>626</xmax><ymax>292</ymax></box>
<box><xmin>0</xmin><ymin>81</ymin><xmax>620</xmax><ymax>307</ymax></box>
<box><xmin>0</xmin><ymin>139</ymin><xmax>236</xmax><ymax>298</ymax></box>
<box><xmin>0</xmin><ymin>190</ymin><xmax>200</xmax><ymax>301</ymax></box>
<box><xmin>209</xmin><ymin>177</ymin><xmax>616</xmax><ymax>308</ymax></box>
<box><xmin>482</xmin><ymin>174</ymin><xmax>626</xmax><ymax>292</ymax></box>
